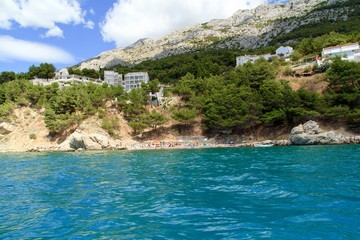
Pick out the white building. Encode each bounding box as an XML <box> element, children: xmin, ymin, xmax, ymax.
<box><xmin>322</xmin><ymin>43</ymin><xmax>360</xmax><ymax>62</ymax></box>
<box><xmin>276</xmin><ymin>46</ymin><xmax>294</xmax><ymax>57</ymax></box>
<box><xmin>236</xmin><ymin>54</ymin><xmax>274</xmax><ymax>66</ymax></box>
<box><xmin>32</xmin><ymin>74</ymin><xmax>103</xmax><ymax>88</ymax></box>
<box><xmin>54</xmin><ymin>68</ymin><xmax>69</xmax><ymax>79</ymax></box>
<box><xmin>104</xmin><ymin>71</ymin><xmax>149</xmax><ymax>92</ymax></box>
<box><xmin>104</xmin><ymin>70</ymin><xmax>122</xmax><ymax>86</ymax></box>
<box><xmin>123</xmin><ymin>72</ymin><xmax>149</xmax><ymax>92</ymax></box>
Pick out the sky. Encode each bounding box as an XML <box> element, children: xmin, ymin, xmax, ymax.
<box><xmin>0</xmin><ymin>0</ymin><xmax>286</xmax><ymax>73</ymax></box>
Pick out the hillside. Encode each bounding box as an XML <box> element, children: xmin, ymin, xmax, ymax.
<box><xmin>77</xmin><ymin>0</ymin><xmax>359</xmax><ymax>70</ymax></box>
<box><xmin>1</xmin><ymin>0</ymin><xmax>360</xmax><ymax>152</ymax></box>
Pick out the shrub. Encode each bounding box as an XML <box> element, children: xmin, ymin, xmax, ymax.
<box><xmin>283</xmin><ymin>66</ymin><xmax>294</xmax><ymax>76</ymax></box>
<box><xmin>29</xmin><ymin>133</ymin><xmax>37</xmax><ymax>139</ymax></box>
<box><xmin>24</xmin><ymin>109</ymin><xmax>31</xmax><ymax>116</ymax></box>
<box><xmin>102</xmin><ymin>116</ymin><xmax>120</xmax><ymax>137</ymax></box>
<box><xmin>290</xmin><ymin>50</ymin><xmax>302</xmax><ymax>61</ymax></box>
<box><xmin>0</xmin><ymin>101</ymin><xmax>15</xmax><ymax>121</ymax></box>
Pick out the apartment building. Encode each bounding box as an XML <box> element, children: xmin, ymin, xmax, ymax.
<box><xmin>104</xmin><ymin>71</ymin><xmax>149</xmax><ymax>92</ymax></box>
<box><xmin>104</xmin><ymin>70</ymin><xmax>122</xmax><ymax>86</ymax></box>
<box><xmin>123</xmin><ymin>72</ymin><xmax>149</xmax><ymax>92</ymax></box>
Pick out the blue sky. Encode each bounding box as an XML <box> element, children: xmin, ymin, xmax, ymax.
<box><xmin>0</xmin><ymin>0</ymin><xmax>285</xmax><ymax>73</ymax></box>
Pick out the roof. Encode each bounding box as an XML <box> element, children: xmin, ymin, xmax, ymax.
<box><xmin>277</xmin><ymin>46</ymin><xmax>293</xmax><ymax>49</ymax></box>
<box><xmin>322</xmin><ymin>42</ymin><xmax>359</xmax><ymax>51</ymax></box>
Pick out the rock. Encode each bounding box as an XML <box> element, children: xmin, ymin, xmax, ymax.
<box><xmin>0</xmin><ymin>122</ymin><xmax>16</xmax><ymax>135</ymax></box>
<box><xmin>290</xmin><ymin>124</ymin><xmax>304</xmax><ymax>135</ymax></box>
<box><xmin>89</xmin><ymin>134</ymin><xmax>111</xmax><ymax>149</ymax></box>
<box><xmin>274</xmin><ymin>139</ymin><xmax>291</xmax><ymax>146</ymax></box>
<box><xmin>289</xmin><ymin>120</ymin><xmax>345</xmax><ymax>145</ymax></box>
<box><xmin>69</xmin><ymin>133</ymin><xmax>87</xmax><ymax>150</ymax></box>
<box><xmin>82</xmin><ymin>135</ymin><xmax>102</xmax><ymax>150</ymax></box>
<box><xmin>60</xmin><ymin>131</ymin><xmax>115</xmax><ymax>151</ymax></box>
<box><xmin>303</xmin><ymin>120</ymin><xmax>321</xmax><ymax>134</ymax></box>
<box><xmin>58</xmin><ymin>139</ymin><xmax>73</xmax><ymax>151</ymax></box>
<box><xmin>289</xmin><ymin>133</ymin><xmax>314</xmax><ymax>145</ymax></box>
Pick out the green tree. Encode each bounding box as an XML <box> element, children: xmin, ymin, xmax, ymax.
<box><xmin>28</xmin><ymin>63</ymin><xmax>56</xmax><ymax>79</ymax></box>
<box><xmin>0</xmin><ymin>71</ymin><xmax>16</xmax><ymax>84</ymax></box>
<box><xmin>0</xmin><ymin>101</ymin><xmax>15</xmax><ymax>121</ymax></box>
<box><xmin>172</xmin><ymin>108</ymin><xmax>197</xmax><ymax>125</ymax></box>
<box><xmin>44</xmin><ymin>107</ymin><xmax>75</xmax><ymax>134</ymax></box>
<box><xmin>16</xmin><ymin>72</ymin><xmax>29</xmax><ymax>80</ymax></box>
<box><xmin>230</xmin><ymin>58</ymin><xmax>276</xmax><ymax>89</ymax></box>
<box><xmin>123</xmin><ymin>88</ymin><xmax>148</xmax><ymax>120</ymax></box>
<box><xmin>102</xmin><ymin>116</ymin><xmax>120</xmax><ymax>137</ymax></box>
<box><xmin>148</xmin><ymin>79</ymin><xmax>160</xmax><ymax>94</ymax></box>
<box><xmin>144</xmin><ymin>110</ymin><xmax>168</xmax><ymax>129</ymax></box>
<box><xmin>297</xmin><ymin>38</ymin><xmax>316</xmax><ymax>55</ymax></box>
<box><xmin>326</xmin><ymin>58</ymin><xmax>360</xmax><ymax>93</ymax></box>
<box><xmin>172</xmin><ymin>73</ymin><xmax>197</xmax><ymax>101</ymax></box>
<box><xmin>203</xmin><ymin>85</ymin><xmax>262</xmax><ymax>131</ymax></box>
<box><xmin>290</xmin><ymin>50</ymin><xmax>302</xmax><ymax>61</ymax></box>
<box><xmin>129</xmin><ymin>121</ymin><xmax>148</xmax><ymax>135</ymax></box>
<box><xmin>82</xmin><ymin>68</ymin><xmax>100</xmax><ymax>79</ymax></box>
<box><xmin>68</xmin><ymin>67</ymin><xmax>83</xmax><ymax>76</ymax></box>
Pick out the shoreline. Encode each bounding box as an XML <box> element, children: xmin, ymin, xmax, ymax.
<box><xmin>1</xmin><ymin>138</ymin><xmax>359</xmax><ymax>154</ymax></box>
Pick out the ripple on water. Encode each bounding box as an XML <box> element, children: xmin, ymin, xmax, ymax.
<box><xmin>0</xmin><ymin>146</ymin><xmax>360</xmax><ymax>239</ymax></box>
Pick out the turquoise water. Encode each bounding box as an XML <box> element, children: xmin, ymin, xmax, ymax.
<box><xmin>0</xmin><ymin>146</ymin><xmax>360</xmax><ymax>239</ymax></box>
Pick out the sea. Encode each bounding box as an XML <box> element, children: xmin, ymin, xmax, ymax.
<box><xmin>0</xmin><ymin>145</ymin><xmax>359</xmax><ymax>239</ymax></box>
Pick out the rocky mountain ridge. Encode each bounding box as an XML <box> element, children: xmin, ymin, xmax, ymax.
<box><xmin>79</xmin><ymin>0</ymin><xmax>351</xmax><ymax>70</ymax></box>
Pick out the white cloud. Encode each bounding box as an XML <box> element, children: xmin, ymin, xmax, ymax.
<box><xmin>100</xmin><ymin>0</ymin><xmax>267</xmax><ymax>47</ymax></box>
<box><xmin>41</xmin><ymin>26</ymin><xmax>64</xmax><ymax>38</ymax></box>
<box><xmin>85</xmin><ymin>20</ymin><xmax>95</xmax><ymax>29</ymax></box>
<box><xmin>0</xmin><ymin>35</ymin><xmax>75</xmax><ymax>64</ymax></box>
<box><xmin>0</xmin><ymin>0</ymin><xmax>92</xmax><ymax>37</ymax></box>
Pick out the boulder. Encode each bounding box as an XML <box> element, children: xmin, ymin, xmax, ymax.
<box><xmin>290</xmin><ymin>124</ymin><xmax>304</xmax><ymax>135</ymax></box>
<box><xmin>58</xmin><ymin>139</ymin><xmax>73</xmax><ymax>151</ymax></box>
<box><xmin>69</xmin><ymin>133</ymin><xmax>87</xmax><ymax>150</ymax></box>
<box><xmin>289</xmin><ymin>120</ymin><xmax>345</xmax><ymax>145</ymax></box>
<box><xmin>303</xmin><ymin>120</ymin><xmax>321</xmax><ymax>134</ymax></box>
<box><xmin>0</xmin><ymin>122</ymin><xmax>16</xmax><ymax>135</ymax></box>
<box><xmin>60</xmin><ymin>132</ymin><xmax>115</xmax><ymax>151</ymax></box>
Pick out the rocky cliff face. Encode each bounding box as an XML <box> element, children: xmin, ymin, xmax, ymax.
<box><xmin>79</xmin><ymin>0</ymin><xmax>351</xmax><ymax>70</ymax></box>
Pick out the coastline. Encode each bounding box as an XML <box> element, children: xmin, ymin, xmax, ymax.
<box><xmin>2</xmin><ymin>118</ymin><xmax>360</xmax><ymax>154</ymax></box>
<box><xmin>1</xmin><ymin>137</ymin><xmax>360</xmax><ymax>154</ymax></box>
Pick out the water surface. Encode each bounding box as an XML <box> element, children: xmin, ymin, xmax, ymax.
<box><xmin>0</xmin><ymin>145</ymin><xmax>359</xmax><ymax>239</ymax></box>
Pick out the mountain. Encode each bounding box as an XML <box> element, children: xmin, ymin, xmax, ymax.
<box><xmin>79</xmin><ymin>0</ymin><xmax>355</xmax><ymax>70</ymax></box>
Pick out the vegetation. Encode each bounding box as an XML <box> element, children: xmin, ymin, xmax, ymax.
<box><xmin>170</xmin><ymin>56</ymin><xmax>360</xmax><ymax>132</ymax></box>
<box><xmin>102</xmin><ymin>116</ymin><xmax>120</xmax><ymax>137</ymax></box>
<box><xmin>68</xmin><ymin>67</ymin><xmax>103</xmax><ymax>79</ymax></box>
<box><xmin>112</xmin><ymin>48</ymin><xmax>243</xmax><ymax>83</ymax></box>
<box><xmin>29</xmin><ymin>133</ymin><xmax>37</xmax><ymax>140</ymax></box>
<box><xmin>0</xmin><ymin>71</ymin><xmax>16</xmax><ymax>84</ymax></box>
<box><xmin>28</xmin><ymin>63</ymin><xmax>56</xmax><ymax>79</ymax></box>
<box><xmin>1</xmin><ymin>0</ymin><xmax>360</xmax><ymax>136</ymax></box>
<box><xmin>270</xmin><ymin>0</ymin><xmax>360</xmax><ymax>45</ymax></box>
<box><xmin>1</xmin><ymin>55</ymin><xmax>360</xmax><ymax>136</ymax></box>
